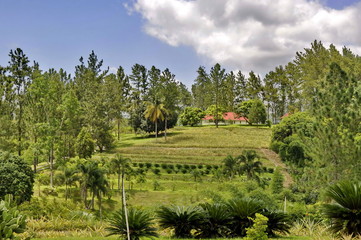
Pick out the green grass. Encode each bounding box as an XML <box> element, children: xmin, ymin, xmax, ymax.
<box><xmin>98</xmin><ymin>125</ymin><xmax>272</xmax><ymax>166</ymax></box>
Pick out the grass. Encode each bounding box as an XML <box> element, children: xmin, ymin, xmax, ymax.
<box><xmin>98</xmin><ymin>125</ymin><xmax>272</xmax><ymax>166</ymax></box>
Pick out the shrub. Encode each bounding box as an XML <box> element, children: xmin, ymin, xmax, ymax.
<box><xmin>152</xmin><ymin>169</ymin><xmax>161</xmax><ymax>175</ymax></box>
<box><xmin>145</xmin><ymin>163</ymin><xmax>152</xmax><ymax>168</ymax></box>
<box><xmin>132</xmin><ymin>163</ymin><xmax>138</xmax><ymax>167</ymax></box>
<box><xmin>166</xmin><ymin>169</ymin><xmax>173</xmax><ymax>174</ymax></box>
<box><xmin>161</xmin><ymin>163</ymin><xmax>168</xmax><ymax>169</ymax></box>
<box><xmin>107</xmin><ymin>208</ymin><xmax>158</xmax><ymax>240</ymax></box>
<box><xmin>138</xmin><ymin>163</ymin><xmax>145</xmax><ymax>168</ymax></box>
<box><xmin>154</xmin><ymin>163</ymin><xmax>160</xmax><ymax>168</ymax></box>
<box><xmin>183</xmin><ymin>164</ymin><xmax>190</xmax><ymax>169</ymax></box>
<box><xmin>0</xmin><ymin>152</ymin><xmax>34</xmax><ymax>203</ymax></box>
<box><xmin>167</xmin><ymin>164</ymin><xmax>174</xmax><ymax>169</ymax></box>
<box><xmin>197</xmin><ymin>164</ymin><xmax>203</xmax><ymax>169</ymax></box>
<box><xmin>197</xmin><ymin>203</ymin><xmax>231</xmax><ymax>238</ymax></box>
<box><xmin>244</xmin><ymin>213</ymin><xmax>268</xmax><ymax>240</ymax></box>
<box><xmin>181</xmin><ymin>169</ymin><xmax>188</xmax><ymax>174</ymax></box>
<box><xmin>190</xmin><ymin>165</ymin><xmax>197</xmax><ymax>170</ymax></box>
<box><xmin>206</xmin><ymin>165</ymin><xmax>212</xmax><ymax>170</ymax></box>
<box><xmin>176</xmin><ymin>164</ymin><xmax>182</xmax><ymax>169</ymax></box>
<box><xmin>262</xmin><ymin>210</ymin><xmax>291</xmax><ymax>236</ymax></box>
<box><xmin>157</xmin><ymin>205</ymin><xmax>202</xmax><ymax>238</ymax></box>
<box><xmin>0</xmin><ymin>195</ymin><xmax>27</xmax><ymax>239</ymax></box>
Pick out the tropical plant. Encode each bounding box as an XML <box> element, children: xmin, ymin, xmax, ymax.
<box><xmin>107</xmin><ymin>208</ymin><xmax>158</xmax><ymax>240</ymax></box>
<box><xmin>262</xmin><ymin>210</ymin><xmax>291</xmax><ymax>236</ymax></box>
<box><xmin>222</xmin><ymin>155</ymin><xmax>239</xmax><ymax>180</ymax></box>
<box><xmin>227</xmin><ymin>198</ymin><xmax>263</xmax><ymax>237</ymax></box>
<box><xmin>197</xmin><ymin>202</ymin><xmax>231</xmax><ymax>238</ymax></box>
<box><xmin>144</xmin><ymin>101</ymin><xmax>166</xmax><ymax>138</ymax></box>
<box><xmin>244</xmin><ymin>213</ymin><xmax>269</xmax><ymax>240</ymax></box>
<box><xmin>0</xmin><ymin>195</ymin><xmax>27</xmax><ymax>240</ymax></box>
<box><xmin>323</xmin><ymin>181</ymin><xmax>361</xmax><ymax>235</ymax></box>
<box><xmin>156</xmin><ymin>205</ymin><xmax>202</xmax><ymax>238</ymax></box>
<box><xmin>238</xmin><ymin>150</ymin><xmax>263</xmax><ymax>182</ymax></box>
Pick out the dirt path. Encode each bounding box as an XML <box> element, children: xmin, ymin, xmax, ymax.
<box><xmin>260</xmin><ymin>148</ymin><xmax>293</xmax><ymax>188</ymax></box>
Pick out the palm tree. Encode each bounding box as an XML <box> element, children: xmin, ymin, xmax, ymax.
<box><xmin>111</xmin><ymin>154</ymin><xmax>131</xmax><ymax>191</ymax></box>
<box><xmin>238</xmin><ymin>150</ymin><xmax>263</xmax><ymax>181</ymax></box>
<box><xmin>156</xmin><ymin>205</ymin><xmax>202</xmax><ymax>238</ymax></box>
<box><xmin>323</xmin><ymin>181</ymin><xmax>361</xmax><ymax>235</ymax></box>
<box><xmin>107</xmin><ymin>208</ymin><xmax>158</xmax><ymax>240</ymax></box>
<box><xmin>144</xmin><ymin>101</ymin><xmax>166</xmax><ymax>139</ymax></box>
<box><xmin>222</xmin><ymin>155</ymin><xmax>239</xmax><ymax>180</ymax></box>
<box><xmin>262</xmin><ymin>210</ymin><xmax>292</xmax><ymax>236</ymax></box>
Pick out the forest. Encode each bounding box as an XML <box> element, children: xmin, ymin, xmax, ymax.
<box><xmin>1</xmin><ymin>40</ymin><xmax>361</xmax><ymax>240</ymax></box>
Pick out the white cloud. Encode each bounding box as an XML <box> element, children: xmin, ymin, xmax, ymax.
<box><xmin>129</xmin><ymin>0</ymin><xmax>361</xmax><ymax>74</ymax></box>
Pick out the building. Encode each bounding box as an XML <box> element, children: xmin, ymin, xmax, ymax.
<box><xmin>202</xmin><ymin>112</ymin><xmax>248</xmax><ymax>125</ymax></box>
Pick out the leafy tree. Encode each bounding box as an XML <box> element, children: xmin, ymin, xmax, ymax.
<box><xmin>157</xmin><ymin>205</ymin><xmax>202</xmax><ymax>238</ymax></box>
<box><xmin>75</xmin><ymin>127</ymin><xmax>95</xmax><ymax>159</ymax></box>
<box><xmin>237</xmin><ymin>99</ymin><xmax>267</xmax><ymax>125</ymax></box>
<box><xmin>323</xmin><ymin>181</ymin><xmax>361</xmax><ymax>235</ymax></box>
<box><xmin>0</xmin><ymin>152</ymin><xmax>34</xmax><ymax>203</ymax></box>
<box><xmin>205</xmin><ymin>105</ymin><xmax>225</xmax><ymax>124</ymax></box>
<box><xmin>107</xmin><ymin>208</ymin><xmax>158</xmax><ymax>240</ymax></box>
<box><xmin>179</xmin><ymin>107</ymin><xmax>205</xmax><ymax>126</ymax></box>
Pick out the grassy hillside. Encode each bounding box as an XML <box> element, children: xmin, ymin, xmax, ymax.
<box><xmin>98</xmin><ymin>125</ymin><xmax>272</xmax><ymax>166</ymax></box>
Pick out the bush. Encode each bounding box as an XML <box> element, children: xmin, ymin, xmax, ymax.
<box><xmin>190</xmin><ymin>165</ymin><xmax>197</xmax><ymax>170</ymax></box>
<box><xmin>206</xmin><ymin>165</ymin><xmax>212</xmax><ymax>170</ymax></box>
<box><xmin>176</xmin><ymin>164</ymin><xmax>182</xmax><ymax>169</ymax></box>
<box><xmin>197</xmin><ymin>164</ymin><xmax>203</xmax><ymax>169</ymax></box>
<box><xmin>0</xmin><ymin>152</ymin><xmax>34</xmax><ymax>203</ymax></box>
<box><xmin>145</xmin><ymin>163</ymin><xmax>152</xmax><ymax>168</ymax></box>
<box><xmin>167</xmin><ymin>164</ymin><xmax>174</xmax><ymax>169</ymax></box>
<box><xmin>152</xmin><ymin>169</ymin><xmax>161</xmax><ymax>175</ymax></box>
<box><xmin>181</xmin><ymin>169</ymin><xmax>188</xmax><ymax>174</ymax></box>
<box><xmin>106</xmin><ymin>208</ymin><xmax>158</xmax><ymax>240</ymax></box>
<box><xmin>161</xmin><ymin>163</ymin><xmax>168</xmax><ymax>169</ymax></box>
<box><xmin>0</xmin><ymin>195</ymin><xmax>27</xmax><ymax>239</ymax></box>
<box><xmin>183</xmin><ymin>164</ymin><xmax>190</xmax><ymax>169</ymax></box>
<box><xmin>154</xmin><ymin>163</ymin><xmax>160</xmax><ymax>168</ymax></box>
<box><xmin>138</xmin><ymin>163</ymin><xmax>145</xmax><ymax>168</ymax></box>
<box><xmin>244</xmin><ymin>213</ymin><xmax>268</xmax><ymax>240</ymax></box>
<box><xmin>166</xmin><ymin>169</ymin><xmax>173</xmax><ymax>174</ymax></box>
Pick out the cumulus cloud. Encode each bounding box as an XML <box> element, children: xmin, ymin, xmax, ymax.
<box><xmin>128</xmin><ymin>0</ymin><xmax>361</xmax><ymax>74</ymax></box>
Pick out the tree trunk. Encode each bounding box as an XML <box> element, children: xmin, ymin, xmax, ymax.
<box><xmin>164</xmin><ymin>117</ymin><xmax>167</xmax><ymax>141</ymax></box>
<box><xmin>118</xmin><ymin>172</ymin><xmax>121</xmax><ymax>191</ymax></box>
<box><xmin>122</xmin><ymin>173</ymin><xmax>130</xmax><ymax>240</ymax></box>
<box><xmin>155</xmin><ymin>121</ymin><xmax>158</xmax><ymax>139</ymax></box>
<box><xmin>49</xmin><ymin>146</ymin><xmax>54</xmax><ymax>188</ymax></box>
<box><xmin>117</xmin><ymin>118</ymin><xmax>121</xmax><ymax>141</ymax></box>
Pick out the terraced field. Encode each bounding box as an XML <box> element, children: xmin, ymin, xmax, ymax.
<box><xmin>99</xmin><ymin>125</ymin><xmax>273</xmax><ymax>166</ymax></box>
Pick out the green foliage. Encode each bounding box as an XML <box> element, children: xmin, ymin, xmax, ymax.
<box><xmin>196</xmin><ymin>203</ymin><xmax>231</xmax><ymax>238</ymax></box>
<box><xmin>75</xmin><ymin>127</ymin><xmax>95</xmax><ymax>159</ymax></box>
<box><xmin>323</xmin><ymin>181</ymin><xmax>361</xmax><ymax>235</ymax></box>
<box><xmin>244</xmin><ymin>213</ymin><xmax>268</xmax><ymax>240</ymax></box>
<box><xmin>0</xmin><ymin>152</ymin><xmax>34</xmax><ymax>204</ymax></box>
<box><xmin>227</xmin><ymin>198</ymin><xmax>263</xmax><ymax>237</ymax></box>
<box><xmin>238</xmin><ymin>150</ymin><xmax>263</xmax><ymax>182</ymax></box>
<box><xmin>271</xmin><ymin>167</ymin><xmax>284</xmax><ymax>194</ymax></box>
<box><xmin>0</xmin><ymin>195</ymin><xmax>27</xmax><ymax>240</ymax></box>
<box><xmin>237</xmin><ymin>99</ymin><xmax>267</xmax><ymax>125</ymax></box>
<box><xmin>179</xmin><ymin>107</ymin><xmax>205</xmax><ymax>126</ymax></box>
<box><xmin>262</xmin><ymin>210</ymin><xmax>291</xmax><ymax>236</ymax></box>
<box><xmin>106</xmin><ymin>208</ymin><xmax>158</xmax><ymax>240</ymax></box>
<box><xmin>156</xmin><ymin>205</ymin><xmax>202</xmax><ymax>238</ymax></box>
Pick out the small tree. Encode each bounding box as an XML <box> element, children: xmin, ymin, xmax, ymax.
<box><xmin>271</xmin><ymin>168</ymin><xmax>284</xmax><ymax>194</ymax></box>
<box><xmin>237</xmin><ymin>99</ymin><xmax>267</xmax><ymax>125</ymax></box>
<box><xmin>244</xmin><ymin>213</ymin><xmax>269</xmax><ymax>240</ymax></box>
<box><xmin>179</xmin><ymin>107</ymin><xmax>205</xmax><ymax>126</ymax></box>
<box><xmin>75</xmin><ymin>127</ymin><xmax>95</xmax><ymax>159</ymax></box>
<box><xmin>0</xmin><ymin>152</ymin><xmax>34</xmax><ymax>204</ymax></box>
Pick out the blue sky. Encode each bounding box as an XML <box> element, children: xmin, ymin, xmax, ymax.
<box><xmin>0</xmin><ymin>0</ymin><xmax>360</xmax><ymax>87</ymax></box>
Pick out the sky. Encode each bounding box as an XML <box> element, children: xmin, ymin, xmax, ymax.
<box><xmin>1</xmin><ymin>0</ymin><xmax>361</xmax><ymax>87</ymax></box>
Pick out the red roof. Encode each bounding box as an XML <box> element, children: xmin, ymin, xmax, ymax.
<box><xmin>202</xmin><ymin>112</ymin><xmax>247</xmax><ymax>121</ymax></box>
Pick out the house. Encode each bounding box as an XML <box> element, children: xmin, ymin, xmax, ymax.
<box><xmin>202</xmin><ymin>112</ymin><xmax>248</xmax><ymax>125</ymax></box>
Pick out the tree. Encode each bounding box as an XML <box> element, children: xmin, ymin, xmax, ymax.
<box><xmin>75</xmin><ymin>127</ymin><xmax>95</xmax><ymax>159</ymax></box>
<box><xmin>271</xmin><ymin>168</ymin><xmax>284</xmax><ymax>194</ymax></box>
<box><xmin>179</xmin><ymin>107</ymin><xmax>205</xmax><ymax>126</ymax></box>
<box><xmin>209</xmin><ymin>63</ymin><xmax>226</xmax><ymax>128</ymax></box>
<box><xmin>144</xmin><ymin>102</ymin><xmax>165</xmax><ymax>139</ymax></box>
<box><xmin>0</xmin><ymin>152</ymin><xmax>34</xmax><ymax>204</ymax></box>
<box><xmin>323</xmin><ymin>181</ymin><xmax>361</xmax><ymax>235</ymax></box>
<box><xmin>7</xmin><ymin>48</ymin><xmax>31</xmax><ymax>156</ymax></box>
<box><xmin>192</xmin><ymin>66</ymin><xmax>212</xmax><ymax>110</ymax></box>
<box><xmin>222</xmin><ymin>155</ymin><xmax>239</xmax><ymax>180</ymax></box>
<box><xmin>107</xmin><ymin>208</ymin><xmax>158</xmax><ymax>240</ymax></box>
<box><xmin>237</xmin><ymin>99</ymin><xmax>267</xmax><ymax>125</ymax></box>
<box><xmin>238</xmin><ymin>150</ymin><xmax>263</xmax><ymax>182</ymax></box>
<box><xmin>205</xmin><ymin>105</ymin><xmax>225</xmax><ymax>125</ymax></box>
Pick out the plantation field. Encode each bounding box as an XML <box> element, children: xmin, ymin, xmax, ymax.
<box><xmin>99</xmin><ymin>125</ymin><xmax>273</xmax><ymax>166</ymax></box>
